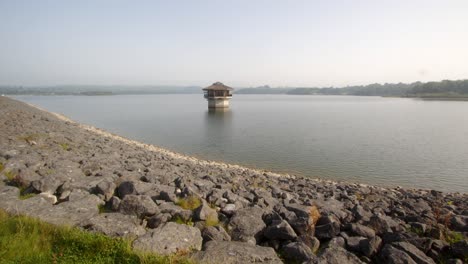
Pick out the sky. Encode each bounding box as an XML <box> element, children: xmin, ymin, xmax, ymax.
<box><xmin>1</xmin><ymin>0</ymin><xmax>467</xmax><ymax>87</ymax></box>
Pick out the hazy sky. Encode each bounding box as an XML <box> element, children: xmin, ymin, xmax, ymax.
<box><xmin>1</xmin><ymin>0</ymin><xmax>467</xmax><ymax>87</ymax></box>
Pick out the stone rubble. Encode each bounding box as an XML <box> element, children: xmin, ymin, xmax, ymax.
<box><xmin>0</xmin><ymin>96</ymin><xmax>467</xmax><ymax>263</ymax></box>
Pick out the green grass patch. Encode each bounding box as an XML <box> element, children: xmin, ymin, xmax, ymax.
<box><xmin>4</xmin><ymin>170</ymin><xmax>16</xmax><ymax>181</ymax></box>
<box><xmin>171</xmin><ymin>216</ymin><xmax>194</xmax><ymax>226</ymax></box>
<box><xmin>204</xmin><ymin>214</ymin><xmax>219</xmax><ymax>227</ymax></box>
<box><xmin>445</xmin><ymin>231</ymin><xmax>465</xmax><ymax>245</ymax></box>
<box><xmin>0</xmin><ymin>162</ymin><xmax>4</xmax><ymax>172</ymax></box>
<box><xmin>59</xmin><ymin>142</ymin><xmax>71</xmax><ymax>151</ymax></box>
<box><xmin>19</xmin><ymin>192</ymin><xmax>36</xmax><ymax>200</ymax></box>
<box><xmin>175</xmin><ymin>196</ymin><xmax>201</xmax><ymax>211</ymax></box>
<box><xmin>0</xmin><ymin>209</ymin><xmax>192</xmax><ymax>263</ymax></box>
<box><xmin>98</xmin><ymin>204</ymin><xmax>112</xmax><ymax>214</ymax></box>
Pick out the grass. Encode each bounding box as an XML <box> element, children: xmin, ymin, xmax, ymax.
<box><xmin>98</xmin><ymin>204</ymin><xmax>113</xmax><ymax>214</ymax></box>
<box><xmin>19</xmin><ymin>192</ymin><xmax>36</xmax><ymax>200</ymax></box>
<box><xmin>0</xmin><ymin>209</ymin><xmax>192</xmax><ymax>264</ymax></box>
<box><xmin>408</xmin><ymin>226</ymin><xmax>425</xmax><ymax>237</ymax></box>
<box><xmin>59</xmin><ymin>142</ymin><xmax>71</xmax><ymax>151</ymax></box>
<box><xmin>175</xmin><ymin>196</ymin><xmax>201</xmax><ymax>211</ymax></box>
<box><xmin>0</xmin><ymin>162</ymin><xmax>4</xmax><ymax>172</ymax></box>
<box><xmin>4</xmin><ymin>170</ymin><xmax>16</xmax><ymax>182</ymax></box>
<box><xmin>171</xmin><ymin>216</ymin><xmax>194</xmax><ymax>226</ymax></box>
<box><xmin>445</xmin><ymin>231</ymin><xmax>465</xmax><ymax>245</ymax></box>
<box><xmin>204</xmin><ymin>214</ymin><xmax>219</xmax><ymax>227</ymax></box>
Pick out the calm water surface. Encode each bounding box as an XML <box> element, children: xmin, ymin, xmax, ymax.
<box><xmin>15</xmin><ymin>94</ymin><xmax>468</xmax><ymax>193</ymax></box>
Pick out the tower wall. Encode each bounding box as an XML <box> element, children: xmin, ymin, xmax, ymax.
<box><xmin>208</xmin><ymin>98</ymin><xmax>230</xmax><ymax>108</ymax></box>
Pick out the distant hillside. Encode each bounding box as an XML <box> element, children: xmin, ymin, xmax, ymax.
<box><xmin>235</xmin><ymin>80</ymin><xmax>468</xmax><ymax>98</ymax></box>
<box><xmin>406</xmin><ymin>79</ymin><xmax>468</xmax><ymax>98</ymax></box>
<box><xmin>0</xmin><ymin>85</ymin><xmax>202</xmax><ymax>95</ymax></box>
<box><xmin>287</xmin><ymin>83</ymin><xmax>417</xmax><ymax>96</ymax></box>
<box><xmin>2</xmin><ymin>79</ymin><xmax>468</xmax><ymax>98</ymax></box>
<box><xmin>235</xmin><ymin>86</ymin><xmax>292</xmax><ymax>94</ymax></box>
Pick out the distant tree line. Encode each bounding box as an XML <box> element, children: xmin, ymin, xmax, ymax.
<box><xmin>2</xmin><ymin>79</ymin><xmax>468</xmax><ymax>97</ymax></box>
<box><xmin>236</xmin><ymin>79</ymin><xmax>468</xmax><ymax>98</ymax></box>
<box><xmin>408</xmin><ymin>79</ymin><xmax>468</xmax><ymax>97</ymax></box>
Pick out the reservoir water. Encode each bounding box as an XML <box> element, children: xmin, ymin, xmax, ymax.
<box><xmin>14</xmin><ymin>94</ymin><xmax>468</xmax><ymax>193</ymax></box>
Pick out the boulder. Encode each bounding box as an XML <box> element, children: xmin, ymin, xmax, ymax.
<box><xmin>109</xmin><ymin>196</ymin><xmax>120</xmax><ymax>211</ymax></box>
<box><xmin>159</xmin><ymin>202</ymin><xmax>193</xmax><ymax>221</ymax></box>
<box><xmin>348</xmin><ymin>223</ymin><xmax>376</xmax><ymax>238</ymax></box>
<box><xmin>133</xmin><ymin>222</ymin><xmax>202</xmax><ymax>255</ymax></box>
<box><xmin>368</xmin><ymin>214</ymin><xmax>399</xmax><ymax>235</ymax></box>
<box><xmin>202</xmin><ymin>226</ymin><xmax>231</xmax><ymax>242</ymax></box>
<box><xmin>285</xmin><ymin>204</ymin><xmax>320</xmax><ymax>225</ymax></box>
<box><xmin>346</xmin><ymin>236</ymin><xmax>366</xmax><ymax>252</ymax></box>
<box><xmin>193</xmin><ymin>202</ymin><xmax>218</xmax><ymax>222</ymax></box>
<box><xmin>192</xmin><ymin>241</ymin><xmax>282</xmax><ymax>264</ymax></box>
<box><xmin>379</xmin><ymin>244</ymin><xmax>417</xmax><ymax>264</ymax></box>
<box><xmin>392</xmin><ymin>242</ymin><xmax>436</xmax><ymax>264</ymax></box>
<box><xmin>83</xmin><ymin>213</ymin><xmax>146</xmax><ymax>238</ymax></box>
<box><xmin>315</xmin><ymin>215</ymin><xmax>340</xmax><ymax>240</ymax></box>
<box><xmin>118</xmin><ymin>195</ymin><xmax>159</xmax><ymax>218</ymax></box>
<box><xmin>450</xmin><ymin>215</ymin><xmax>468</xmax><ymax>232</ymax></box>
<box><xmin>38</xmin><ymin>192</ymin><xmax>57</xmax><ymax>204</ymax></box>
<box><xmin>264</xmin><ymin>220</ymin><xmax>297</xmax><ymax>240</ymax></box>
<box><xmin>281</xmin><ymin>241</ymin><xmax>315</xmax><ymax>263</ymax></box>
<box><xmin>359</xmin><ymin>235</ymin><xmax>382</xmax><ymax>257</ymax></box>
<box><xmin>95</xmin><ymin>180</ymin><xmax>116</xmax><ymax>201</ymax></box>
<box><xmin>31</xmin><ymin>176</ymin><xmax>63</xmax><ymax>194</ymax></box>
<box><xmin>147</xmin><ymin>213</ymin><xmax>171</xmax><ymax>229</ymax></box>
<box><xmin>451</xmin><ymin>240</ymin><xmax>468</xmax><ymax>259</ymax></box>
<box><xmin>228</xmin><ymin>206</ymin><xmax>266</xmax><ymax>244</ymax></box>
<box><xmin>317</xmin><ymin>245</ymin><xmax>364</xmax><ymax>264</ymax></box>
<box><xmin>116</xmin><ymin>181</ymin><xmax>137</xmax><ymax>198</ymax></box>
<box><xmin>221</xmin><ymin>203</ymin><xmax>237</xmax><ymax>216</ymax></box>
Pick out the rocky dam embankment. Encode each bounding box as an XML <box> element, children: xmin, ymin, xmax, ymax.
<box><xmin>0</xmin><ymin>96</ymin><xmax>467</xmax><ymax>263</ymax></box>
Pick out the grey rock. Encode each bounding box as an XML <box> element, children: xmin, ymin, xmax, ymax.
<box><xmin>133</xmin><ymin>222</ymin><xmax>202</xmax><ymax>255</ymax></box>
<box><xmin>83</xmin><ymin>213</ymin><xmax>146</xmax><ymax>238</ymax></box>
<box><xmin>450</xmin><ymin>215</ymin><xmax>468</xmax><ymax>232</ymax></box>
<box><xmin>392</xmin><ymin>242</ymin><xmax>436</xmax><ymax>264</ymax></box>
<box><xmin>116</xmin><ymin>181</ymin><xmax>137</xmax><ymax>198</ymax></box>
<box><xmin>95</xmin><ymin>180</ymin><xmax>116</xmax><ymax>201</ymax></box>
<box><xmin>228</xmin><ymin>206</ymin><xmax>266</xmax><ymax>244</ymax></box>
<box><xmin>193</xmin><ymin>202</ymin><xmax>218</xmax><ymax>222</ymax></box>
<box><xmin>109</xmin><ymin>196</ymin><xmax>121</xmax><ymax>211</ymax></box>
<box><xmin>159</xmin><ymin>202</ymin><xmax>193</xmax><ymax>221</ymax></box>
<box><xmin>202</xmin><ymin>226</ymin><xmax>231</xmax><ymax>242</ymax></box>
<box><xmin>368</xmin><ymin>214</ymin><xmax>399</xmax><ymax>235</ymax></box>
<box><xmin>317</xmin><ymin>245</ymin><xmax>364</xmax><ymax>264</ymax></box>
<box><xmin>119</xmin><ymin>195</ymin><xmax>159</xmax><ymax>218</ymax></box>
<box><xmin>325</xmin><ymin>236</ymin><xmax>346</xmax><ymax>248</ymax></box>
<box><xmin>192</xmin><ymin>241</ymin><xmax>282</xmax><ymax>264</ymax></box>
<box><xmin>379</xmin><ymin>244</ymin><xmax>417</xmax><ymax>264</ymax></box>
<box><xmin>409</xmin><ymin>222</ymin><xmax>427</xmax><ymax>234</ymax></box>
<box><xmin>298</xmin><ymin>235</ymin><xmax>320</xmax><ymax>253</ymax></box>
<box><xmin>31</xmin><ymin>177</ymin><xmax>63</xmax><ymax>194</ymax></box>
<box><xmin>352</xmin><ymin>204</ymin><xmax>372</xmax><ymax>222</ymax></box>
<box><xmin>451</xmin><ymin>240</ymin><xmax>468</xmax><ymax>259</ymax></box>
<box><xmin>38</xmin><ymin>192</ymin><xmax>57</xmax><ymax>204</ymax></box>
<box><xmin>346</xmin><ymin>236</ymin><xmax>366</xmax><ymax>252</ymax></box>
<box><xmin>147</xmin><ymin>213</ymin><xmax>171</xmax><ymax>229</ymax></box>
<box><xmin>159</xmin><ymin>190</ymin><xmax>177</xmax><ymax>202</ymax></box>
<box><xmin>359</xmin><ymin>235</ymin><xmax>382</xmax><ymax>257</ymax></box>
<box><xmin>221</xmin><ymin>203</ymin><xmax>237</xmax><ymax>216</ymax></box>
<box><xmin>264</xmin><ymin>219</ymin><xmax>297</xmax><ymax>240</ymax></box>
<box><xmin>349</xmin><ymin>223</ymin><xmax>376</xmax><ymax>238</ymax></box>
<box><xmin>315</xmin><ymin>215</ymin><xmax>340</xmax><ymax>240</ymax></box>
<box><xmin>282</xmin><ymin>241</ymin><xmax>315</xmax><ymax>263</ymax></box>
